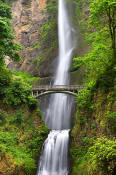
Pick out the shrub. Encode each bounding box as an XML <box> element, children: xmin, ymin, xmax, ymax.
<box><xmin>9</xmin><ymin>110</ymin><xmax>24</xmax><ymax>125</ymax></box>
<box><xmin>3</xmin><ymin>78</ymin><xmax>31</xmax><ymax>106</ymax></box>
<box><xmin>87</xmin><ymin>137</ymin><xmax>116</xmax><ymax>175</ymax></box>
<box><xmin>75</xmin><ymin>88</ymin><xmax>94</xmax><ymax>119</ymax></box>
<box><xmin>0</xmin><ymin>112</ymin><xmax>7</xmax><ymax>126</ymax></box>
<box><xmin>12</xmin><ymin>70</ymin><xmax>37</xmax><ymax>85</ymax></box>
<box><xmin>78</xmin><ymin>113</ymin><xmax>86</xmax><ymax>126</ymax></box>
<box><xmin>0</xmin><ymin>131</ymin><xmax>35</xmax><ymax>174</ymax></box>
<box><xmin>40</xmin><ymin>126</ymin><xmax>49</xmax><ymax>136</ymax></box>
<box><xmin>0</xmin><ymin>109</ymin><xmax>48</xmax><ymax>174</ymax></box>
<box><xmin>28</xmin><ymin>97</ymin><xmax>38</xmax><ymax>110</ymax></box>
<box><xmin>36</xmin><ymin>108</ymin><xmax>42</xmax><ymax>118</ymax></box>
<box><xmin>76</xmin><ymin>89</ymin><xmax>93</xmax><ymax>109</ymax></box>
<box><xmin>0</xmin><ymin>68</ymin><xmax>11</xmax><ymax>95</ymax></box>
<box><xmin>82</xmin><ymin>137</ymin><xmax>90</xmax><ymax>146</ymax></box>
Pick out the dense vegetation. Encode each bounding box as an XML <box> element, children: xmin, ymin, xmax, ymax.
<box><xmin>0</xmin><ymin>109</ymin><xmax>49</xmax><ymax>174</ymax></box>
<box><xmin>0</xmin><ymin>1</ymin><xmax>49</xmax><ymax>174</ymax></box>
<box><xmin>71</xmin><ymin>0</ymin><xmax>116</xmax><ymax>175</ymax></box>
<box><xmin>0</xmin><ymin>0</ymin><xmax>38</xmax><ymax>107</ymax></box>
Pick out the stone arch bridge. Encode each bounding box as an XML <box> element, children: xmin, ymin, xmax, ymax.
<box><xmin>32</xmin><ymin>85</ymin><xmax>85</xmax><ymax>98</ymax></box>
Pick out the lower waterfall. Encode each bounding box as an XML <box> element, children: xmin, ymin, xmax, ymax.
<box><xmin>37</xmin><ymin>130</ymin><xmax>70</xmax><ymax>175</ymax></box>
<box><xmin>37</xmin><ymin>0</ymin><xmax>75</xmax><ymax>174</ymax></box>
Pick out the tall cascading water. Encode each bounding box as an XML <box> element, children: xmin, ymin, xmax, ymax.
<box><xmin>37</xmin><ymin>0</ymin><xmax>75</xmax><ymax>174</ymax></box>
<box><xmin>45</xmin><ymin>0</ymin><xmax>75</xmax><ymax>130</ymax></box>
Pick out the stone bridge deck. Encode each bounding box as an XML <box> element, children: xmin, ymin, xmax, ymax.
<box><xmin>32</xmin><ymin>85</ymin><xmax>85</xmax><ymax>98</ymax></box>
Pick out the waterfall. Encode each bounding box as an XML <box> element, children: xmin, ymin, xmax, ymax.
<box><xmin>37</xmin><ymin>0</ymin><xmax>75</xmax><ymax>174</ymax></box>
<box><xmin>38</xmin><ymin>130</ymin><xmax>70</xmax><ymax>175</ymax></box>
<box><xmin>44</xmin><ymin>0</ymin><xmax>74</xmax><ymax>130</ymax></box>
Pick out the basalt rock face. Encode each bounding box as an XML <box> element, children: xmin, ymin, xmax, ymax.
<box><xmin>8</xmin><ymin>0</ymin><xmax>56</xmax><ymax>78</ymax></box>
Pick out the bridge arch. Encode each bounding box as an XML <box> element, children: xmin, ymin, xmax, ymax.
<box><xmin>33</xmin><ymin>90</ymin><xmax>78</xmax><ymax>98</ymax></box>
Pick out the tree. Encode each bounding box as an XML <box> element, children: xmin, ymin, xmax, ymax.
<box><xmin>89</xmin><ymin>0</ymin><xmax>116</xmax><ymax>57</ymax></box>
<box><xmin>0</xmin><ymin>1</ymin><xmax>22</xmax><ymax>67</ymax></box>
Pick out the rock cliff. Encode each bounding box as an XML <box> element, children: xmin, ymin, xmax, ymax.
<box><xmin>8</xmin><ymin>0</ymin><xmax>54</xmax><ymax>78</ymax></box>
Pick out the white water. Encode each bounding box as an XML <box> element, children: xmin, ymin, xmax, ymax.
<box><xmin>37</xmin><ymin>130</ymin><xmax>70</xmax><ymax>175</ymax></box>
<box><xmin>44</xmin><ymin>0</ymin><xmax>74</xmax><ymax>130</ymax></box>
<box><xmin>37</xmin><ymin>0</ymin><xmax>75</xmax><ymax>174</ymax></box>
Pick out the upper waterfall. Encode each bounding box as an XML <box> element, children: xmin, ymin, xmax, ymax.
<box><xmin>43</xmin><ymin>0</ymin><xmax>75</xmax><ymax>130</ymax></box>
<box><xmin>55</xmin><ymin>0</ymin><xmax>74</xmax><ymax>85</ymax></box>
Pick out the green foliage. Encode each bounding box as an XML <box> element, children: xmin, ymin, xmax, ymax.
<box><xmin>87</xmin><ymin>137</ymin><xmax>116</xmax><ymax>175</ymax></box>
<box><xmin>73</xmin><ymin>30</ymin><xmax>112</xmax><ymax>89</ymax></box>
<box><xmin>76</xmin><ymin>89</ymin><xmax>93</xmax><ymax>108</ymax></box>
<box><xmin>73</xmin><ymin>0</ymin><xmax>116</xmax><ymax>125</ymax></box>
<box><xmin>36</xmin><ymin>108</ymin><xmax>42</xmax><ymax>118</ymax></box>
<box><xmin>12</xmin><ymin>70</ymin><xmax>37</xmax><ymax>85</ymax></box>
<box><xmin>71</xmin><ymin>2</ymin><xmax>116</xmax><ymax>175</ymax></box>
<box><xmin>71</xmin><ymin>137</ymin><xmax>116</xmax><ymax>175</ymax></box>
<box><xmin>40</xmin><ymin>126</ymin><xmax>49</xmax><ymax>136</ymax></box>
<box><xmin>0</xmin><ymin>1</ymin><xmax>22</xmax><ymax>67</ymax></box>
<box><xmin>25</xmin><ymin>125</ymin><xmax>49</xmax><ymax>158</ymax></box>
<box><xmin>9</xmin><ymin>110</ymin><xmax>25</xmax><ymax>125</ymax></box>
<box><xmin>71</xmin><ymin>138</ymin><xmax>90</xmax><ymax>159</ymax></box>
<box><xmin>28</xmin><ymin>97</ymin><xmax>38</xmax><ymax>110</ymax></box>
<box><xmin>0</xmin><ymin>131</ymin><xmax>36</xmax><ymax>174</ymax></box>
<box><xmin>73</xmin><ymin>0</ymin><xmax>116</xmax><ymax>90</ymax></box>
<box><xmin>39</xmin><ymin>19</ymin><xmax>57</xmax><ymax>47</ymax></box>
<box><xmin>89</xmin><ymin>0</ymin><xmax>116</xmax><ymax>27</ymax></box>
<box><xmin>0</xmin><ymin>109</ymin><xmax>49</xmax><ymax>174</ymax></box>
<box><xmin>0</xmin><ymin>8</ymin><xmax>41</xmax><ymax>174</ymax></box>
<box><xmin>0</xmin><ymin>0</ymin><xmax>16</xmax><ymax>5</ymax></box>
<box><xmin>75</xmin><ymin>88</ymin><xmax>95</xmax><ymax>121</ymax></box>
<box><xmin>0</xmin><ymin>0</ymin><xmax>37</xmax><ymax>110</ymax></box>
<box><xmin>89</xmin><ymin>0</ymin><xmax>116</xmax><ymax>54</ymax></box>
<box><xmin>0</xmin><ymin>68</ymin><xmax>38</xmax><ymax>108</ymax></box>
<box><xmin>3</xmin><ymin>78</ymin><xmax>31</xmax><ymax>106</ymax></box>
<box><xmin>0</xmin><ymin>2</ymin><xmax>12</xmax><ymax>18</ymax></box>
<box><xmin>89</xmin><ymin>0</ymin><xmax>116</xmax><ymax>49</ymax></box>
<box><xmin>33</xmin><ymin>57</ymin><xmax>41</xmax><ymax>69</ymax></box>
<box><xmin>0</xmin><ymin>68</ymin><xmax>11</xmax><ymax>95</ymax></box>
<box><xmin>0</xmin><ymin>112</ymin><xmax>7</xmax><ymax>126</ymax></box>
<box><xmin>70</xmin><ymin>136</ymin><xmax>91</xmax><ymax>175</ymax></box>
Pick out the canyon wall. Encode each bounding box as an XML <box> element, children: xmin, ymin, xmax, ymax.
<box><xmin>8</xmin><ymin>0</ymin><xmax>55</xmax><ymax>79</ymax></box>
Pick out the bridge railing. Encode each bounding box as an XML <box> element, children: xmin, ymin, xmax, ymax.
<box><xmin>32</xmin><ymin>85</ymin><xmax>85</xmax><ymax>97</ymax></box>
<box><xmin>32</xmin><ymin>85</ymin><xmax>85</xmax><ymax>90</ymax></box>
